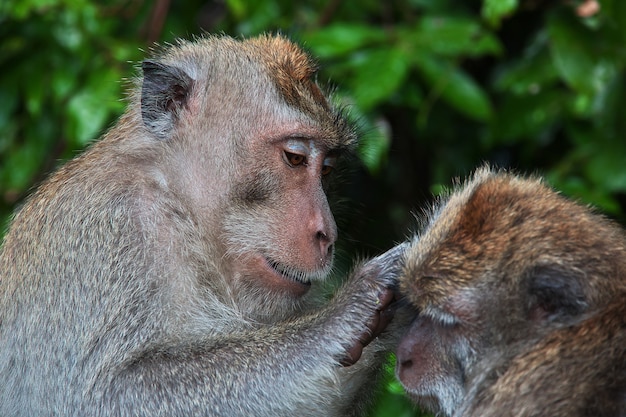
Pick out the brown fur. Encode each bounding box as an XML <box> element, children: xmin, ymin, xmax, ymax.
<box><xmin>249</xmin><ymin>35</ymin><xmax>330</xmax><ymax>111</ymax></box>
<box><xmin>461</xmin><ymin>298</ymin><xmax>626</xmax><ymax>417</ymax></box>
<box><xmin>395</xmin><ymin>166</ymin><xmax>626</xmax><ymax>416</ymax></box>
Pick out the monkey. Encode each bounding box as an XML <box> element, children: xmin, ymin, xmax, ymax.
<box><xmin>393</xmin><ymin>166</ymin><xmax>626</xmax><ymax>417</ymax></box>
<box><xmin>0</xmin><ymin>34</ymin><xmax>404</xmax><ymax>417</ymax></box>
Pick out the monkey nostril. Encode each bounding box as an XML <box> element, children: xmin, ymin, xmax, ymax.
<box><xmin>400</xmin><ymin>358</ymin><xmax>414</xmax><ymax>369</ymax></box>
<box><xmin>316</xmin><ymin>232</ymin><xmax>334</xmax><ymax>261</ymax></box>
<box><xmin>326</xmin><ymin>242</ymin><xmax>334</xmax><ymax>257</ymax></box>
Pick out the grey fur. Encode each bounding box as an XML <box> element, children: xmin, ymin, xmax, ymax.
<box><xmin>0</xmin><ymin>35</ymin><xmax>401</xmax><ymax>417</ymax></box>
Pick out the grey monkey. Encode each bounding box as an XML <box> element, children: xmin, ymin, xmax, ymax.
<box><xmin>0</xmin><ymin>34</ymin><xmax>403</xmax><ymax>417</ymax></box>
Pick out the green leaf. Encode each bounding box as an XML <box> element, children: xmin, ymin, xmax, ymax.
<box><xmin>235</xmin><ymin>1</ymin><xmax>281</xmax><ymax>35</ymax></box>
<box><xmin>486</xmin><ymin>90</ymin><xmax>563</xmax><ymax>146</ymax></box>
<box><xmin>494</xmin><ymin>34</ymin><xmax>559</xmax><ymax>95</ymax></box>
<box><xmin>585</xmin><ymin>143</ymin><xmax>626</xmax><ymax>193</ymax></box>
<box><xmin>66</xmin><ymin>68</ymin><xmax>122</xmax><ymax>145</ymax></box>
<box><xmin>416</xmin><ymin>54</ymin><xmax>493</xmax><ymax>121</ymax></box>
<box><xmin>1</xmin><ymin>119</ymin><xmax>53</xmax><ymax>191</ymax></box>
<box><xmin>0</xmin><ymin>85</ymin><xmax>18</xmax><ymax>128</ymax></box>
<box><xmin>52</xmin><ymin>67</ymin><xmax>77</xmax><ymax>102</ymax></box>
<box><xmin>302</xmin><ymin>24</ymin><xmax>386</xmax><ymax>58</ymax></box>
<box><xmin>24</xmin><ymin>66</ymin><xmax>47</xmax><ymax>116</ymax></box>
<box><xmin>225</xmin><ymin>0</ymin><xmax>246</xmax><ymax>18</ymax></box>
<box><xmin>548</xmin><ymin>173</ymin><xmax>621</xmax><ymax>214</ymax></box>
<box><xmin>547</xmin><ymin>10</ymin><xmax>598</xmax><ymax>95</ymax></box>
<box><xmin>358</xmin><ymin>130</ymin><xmax>391</xmax><ymax>175</ymax></box>
<box><xmin>355</xmin><ymin>114</ymin><xmax>392</xmax><ymax>174</ymax></box>
<box><xmin>599</xmin><ymin>0</ymin><xmax>626</xmax><ymax>41</ymax></box>
<box><xmin>348</xmin><ymin>48</ymin><xmax>410</xmax><ymax>110</ymax></box>
<box><xmin>482</xmin><ymin>0</ymin><xmax>518</xmax><ymax>28</ymax></box>
<box><xmin>67</xmin><ymin>90</ymin><xmax>103</xmax><ymax>144</ymax></box>
<box><xmin>370</xmin><ymin>356</ymin><xmax>428</xmax><ymax>417</ymax></box>
<box><xmin>591</xmin><ymin>71</ymin><xmax>626</xmax><ymax>136</ymax></box>
<box><xmin>407</xmin><ymin>16</ymin><xmax>502</xmax><ymax>57</ymax></box>
<box><xmin>7</xmin><ymin>0</ymin><xmax>61</xmax><ymax>20</ymax></box>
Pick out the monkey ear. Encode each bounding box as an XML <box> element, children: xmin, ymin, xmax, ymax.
<box><xmin>141</xmin><ymin>60</ymin><xmax>193</xmax><ymax>139</ymax></box>
<box><xmin>527</xmin><ymin>265</ymin><xmax>588</xmax><ymax>323</ymax></box>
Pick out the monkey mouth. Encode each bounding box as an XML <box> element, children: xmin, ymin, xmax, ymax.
<box><xmin>265</xmin><ymin>258</ymin><xmax>314</xmax><ymax>287</ymax></box>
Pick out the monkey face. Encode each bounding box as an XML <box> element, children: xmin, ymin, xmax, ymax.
<box><xmin>222</xmin><ymin>132</ymin><xmax>342</xmax><ymax>300</ymax></box>
<box><xmin>395</xmin><ymin>247</ymin><xmax>483</xmax><ymax>416</ymax></box>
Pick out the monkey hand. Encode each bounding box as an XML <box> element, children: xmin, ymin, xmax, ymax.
<box><xmin>339</xmin><ymin>243</ymin><xmax>408</xmax><ymax>366</ymax></box>
<box><xmin>340</xmin><ymin>286</ymin><xmax>397</xmax><ymax>366</ymax></box>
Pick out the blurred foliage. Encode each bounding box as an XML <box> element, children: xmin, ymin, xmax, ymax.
<box><xmin>1</xmin><ymin>0</ymin><xmax>626</xmax><ymax>416</ymax></box>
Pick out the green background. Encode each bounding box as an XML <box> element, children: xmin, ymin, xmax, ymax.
<box><xmin>2</xmin><ymin>1</ymin><xmax>625</xmax><ymax>415</ymax></box>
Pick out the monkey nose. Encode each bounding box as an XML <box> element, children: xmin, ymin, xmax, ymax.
<box><xmin>316</xmin><ymin>231</ymin><xmax>334</xmax><ymax>261</ymax></box>
<box><xmin>396</xmin><ymin>336</ymin><xmax>418</xmax><ymax>375</ymax></box>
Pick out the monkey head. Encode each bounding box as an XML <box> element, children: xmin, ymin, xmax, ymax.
<box><xmin>137</xmin><ymin>35</ymin><xmax>356</xmax><ymax>321</ymax></box>
<box><xmin>394</xmin><ymin>166</ymin><xmax>626</xmax><ymax>416</ymax></box>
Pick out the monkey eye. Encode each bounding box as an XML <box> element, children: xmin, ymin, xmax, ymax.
<box><xmin>321</xmin><ymin>155</ymin><xmax>337</xmax><ymax>176</ymax></box>
<box><xmin>283</xmin><ymin>151</ymin><xmax>307</xmax><ymax>167</ymax></box>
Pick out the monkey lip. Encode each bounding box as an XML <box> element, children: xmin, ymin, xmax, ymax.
<box><xmin>264</xmin><ymin>257</ymin><xmax>313</xmax><ymax>288</ymax></box>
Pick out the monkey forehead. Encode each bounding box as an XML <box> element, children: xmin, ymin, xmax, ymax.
<box><xmin>247</xmin><ymin>35</ymin><xmax>327</xmax><ymax>109</ymax></box>
<box><xmin>247</xmin><ymin>35</ymin><xmax>357</xmax><ymax>149</ymax></box>
<box><xmin>151</xmin><ymin>34</ymin><xmax>356</xmax><ymax>150</ymax></box>
<box><xmin>400</xmin><ymin>168</ymin><xmax>549</xmax><ymax>284</ymax></box>
<box><xmin>251</xmin><ymin>105</ymin><xmax>356</xmax><ymax>153</ymax></box>
<box><xmin>407</xmin><ymin>165</ymin><xmax>626</xmax><ymax>287</ymax></box>
<box><xmin>401</xmin><ymin>167</ymin><xmax>498</xmax><ymax>270</ymax></box>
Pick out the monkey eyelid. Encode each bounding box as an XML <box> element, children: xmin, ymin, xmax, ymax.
<box><xmin>281</xmin><ymin>136</ymin><xmax>341</xmax><ymax>157</ymax></box>
<box><xmin>321</xmin><ymin>155</ymin><xmax>337</xmax><ymax>176</ymax></box>
<box><xmin>323</xmin><ymin>155</ymin><xmax>337</xmax><ymax>167</ymax></box>
<box><xmin>282</xmin><ymin>137</ymin><xmax>311</xmax><ymax>153</ymax></box>
<box><xmin>422</xmin><ymin>306</ymin><xmax>460</xmax><ymax>327</ymax></box>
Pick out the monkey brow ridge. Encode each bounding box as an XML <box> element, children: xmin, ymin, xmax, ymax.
<box><xmin>245</xmin><ymin>35</ymin><xmax>357</xmax><ymax>150</ymax></box>
<box><xmin>247</xmin><ymin>35</ymin><xmax>328</xmax><ymax>110</ymax></box>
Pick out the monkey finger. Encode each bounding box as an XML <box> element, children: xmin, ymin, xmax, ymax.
<box><xmin>361</xmin><ymin>314</ymin><xmax>379</xmax><ymax>345</ymax></box>
<box><xmin>375</xmin><ymin>287</ymin><xmax>395</xmax><ymax>311</ymax></box>
<box><xmin>371</xmin><ymin>306</ymin><xmax>395</xmax><ymax>339</ymax></box>
<box><xmin>340</xmin><ymin>342</ymin><xmax>364</xmax><ymax>367</ymax></box>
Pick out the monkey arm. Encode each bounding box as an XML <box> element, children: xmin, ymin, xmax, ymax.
<box><xmin>102</xmin><ymin>327</ymin><xmax>361</xmax><ymax>416</ymax></box>
<box><xmin>92</xmin><ymin>249</ymin><xmax>404</xmax><ymax>417</ymax></box>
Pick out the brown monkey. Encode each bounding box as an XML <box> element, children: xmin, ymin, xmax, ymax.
<box><xmin>394</xmin><ymin>166</ymin><xmax>626</xmax><ymax>417</ymax></box>
<box><xmin>0</xmin><ymin>35</ymin><xmax>402</xmax><ymax>417</ymax></box>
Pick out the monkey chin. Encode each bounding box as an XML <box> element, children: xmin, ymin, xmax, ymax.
<box><xmin>409</xmin><ymin>395</ymin><xmax>446</xmax><ymax>417</ymax></box>
<box><xmin>402</xmin><ymin>384</ymin><xmax>462</xmax><ymax>417</ymax></box>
